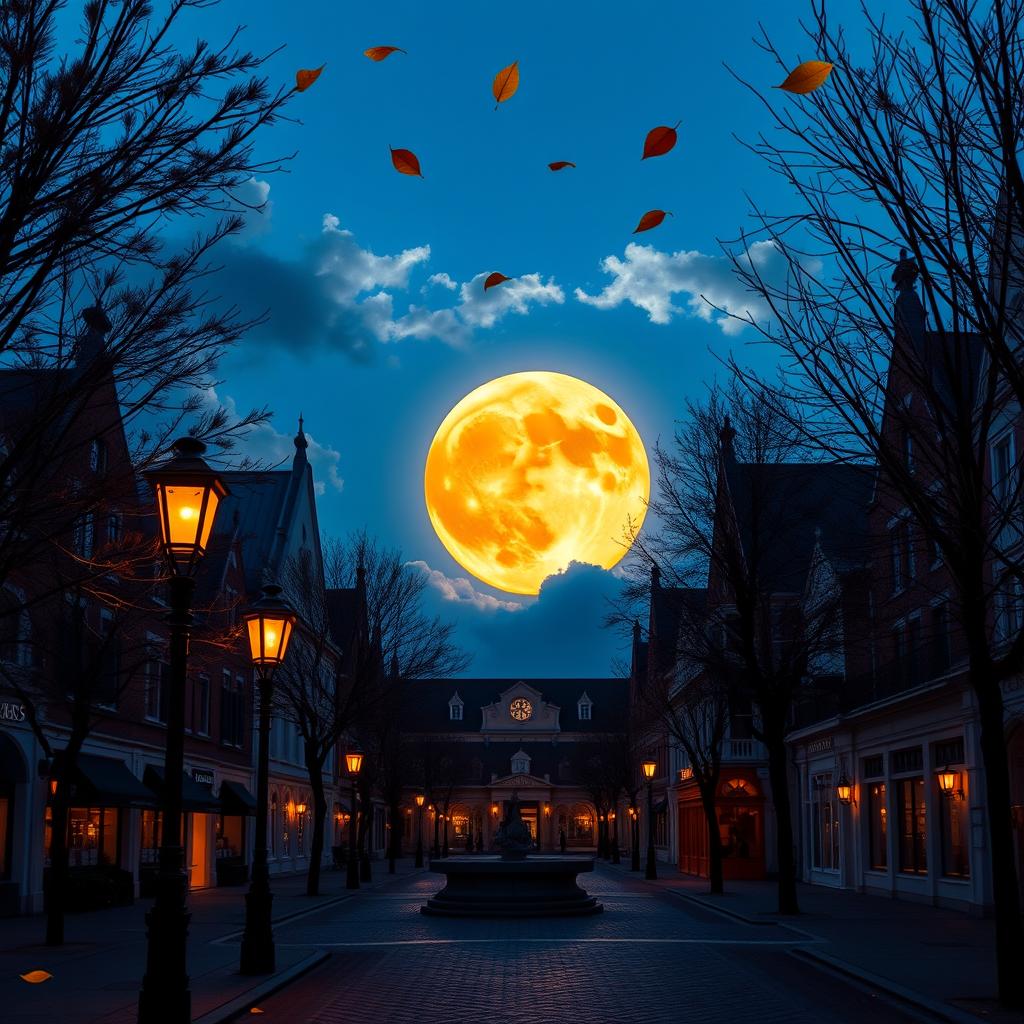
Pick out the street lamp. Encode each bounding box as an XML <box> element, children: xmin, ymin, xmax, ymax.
<box><xmin>139</xmin><ymin>438</ymin><xmax>227</xmax><ymax>1024</ymax></box>
<box><xmin>415</xmin><ymin>794</ymin><xmax>425</xmax><ymax>868</ymax></box>
<box><xmin>836</xmin><ymin>773</ymin><xmax>853</xmax><ymax>806</ymax></box>
<box><xmin>937</xmin><ymin>765</ymin><xmax>963</xmax><ymax>799</ymax></box>
<box><xmin>239</xmin><ymin>584</ymin><xmax>296</xmax><ymax>975</ymax></box>
<box><xmin>641</xmin><ymin>758</ymin><xmax>657</xmax><ymax>881</ymax></box>
<box><xmin>629</xmin><ymin>806</ymin><xmax>640</xmax><ymax>871</ymax></box>
<box><xmin>346</xmin><ymin>750</ymin><xmax>363</xmax><ymax>889</ymax></box>
<box><xmin>609</xmin><ymin>810</ymin><xmax>620</xmax><ymax>864</ymax></box>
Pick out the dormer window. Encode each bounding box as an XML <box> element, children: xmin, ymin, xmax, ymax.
<box><xmin>511</xmin><ymin>749</ymin><xmax>531</xmax><ymax>775</ymax></box>
<box><xmin>577</xmin><ymin>692</ymin><xmax>593</xmax><ymax>721</ymax></box>
<box><xmin>89</xmin><ymin>438</ymin><xmax>108</xmax><ymax>476</ymax></box>
<box><xmin>449</xmin><ymin>692</ymin><xmax>464</xmax><ymax>721</ymax></box>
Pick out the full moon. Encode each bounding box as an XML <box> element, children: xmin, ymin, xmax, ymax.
<box><xmin>424</xmin><ymin>371</ymin><xmax>650</xmax><ymax>595</ymax></box>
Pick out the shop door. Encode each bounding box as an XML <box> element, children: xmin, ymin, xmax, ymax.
<box><xmin>520</xmin><ymin>807</ymin><xmax>538</xmax><ymax>843</ymax></box>
<box><xmin>190</xmin><ymin>813</ymin><xmax>211</xmax><ymax>889</ymax></box>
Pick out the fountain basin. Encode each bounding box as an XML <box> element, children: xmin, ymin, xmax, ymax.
<box><xmin>421</xmin><ymin>855</ymin><xmax>603</xmax><ymax>918</ymax></box>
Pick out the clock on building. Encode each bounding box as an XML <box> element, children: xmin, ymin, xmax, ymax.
<box><xmin>509</xmin><ymin>697</ymin><xmax>533</xmax><ymax>722</ymax></box>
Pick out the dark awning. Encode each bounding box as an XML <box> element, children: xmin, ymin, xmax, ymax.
<box><xmin>143</xmin><ymin>765</ymin><xmax>222</xmax><ymax>813</ymax></box>
<box><xmin>220</xmin><ymin>780</ymin><xmax>257</xmax><ymax>816</ymax></box>
<box><xmin>56</xmin><ymin>752</ymin><xmax>155</xmax><ymax>808</ymax></box>
<box><xmin>653</xmin><ymin>798</ymin><xmax>668</xmax><ymax>814</ymax></box>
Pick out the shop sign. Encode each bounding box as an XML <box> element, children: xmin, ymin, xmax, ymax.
<box><xmin>0</xmin><ymin>700</ymin><xmax>26</xmax><ymax>723</ymax></box>
<box><xmin>192</xmin><ymin>768</ymin><xmax>215</xmax><ymax>786</ymax></box>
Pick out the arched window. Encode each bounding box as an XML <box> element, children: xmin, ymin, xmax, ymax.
<box><xmin>569</xmin><ymin>804</ymin><xmax>594</xmax><ymax>844</ymax></box>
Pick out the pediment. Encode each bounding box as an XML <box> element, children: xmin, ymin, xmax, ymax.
<box><xmin>490</xmin><ymin>772</ymin><xmax>549</xmax><ymax>788</ymax></box>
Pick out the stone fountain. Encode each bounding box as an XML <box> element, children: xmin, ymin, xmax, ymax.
<box><xmin>421</xmin><ymin>792</ymin><xmax>602</xmax><ymax>917</ymax></box>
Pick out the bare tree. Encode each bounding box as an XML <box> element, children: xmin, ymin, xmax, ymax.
<box><xmin>615</xmin><ymin>382</ymin><xmax>869</xmax><ymax>913</ymax></box>
<box><xmin>724</xmin><ymin>0</ymin><xmax>1024</xmax><ymax>1003</ymax></box>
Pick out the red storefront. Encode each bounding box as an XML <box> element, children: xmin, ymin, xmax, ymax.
<box><xmin>677</xmin><ymin>768</ymin><xmax>766</xmax><ymax>881</ymax></box>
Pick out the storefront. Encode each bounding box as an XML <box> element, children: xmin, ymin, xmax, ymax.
<box><xmin>676</xmin><ymin>769</ymin><xmax>767</xmax><ymax>881</ymax></box>
<box><xmin>0</xmin><ymin>728</ymin><xmax>28</xmax><ymax>916</ymax></box>
<box><xmin>216</xmin><ymin>779</ymin><xmax>256</xmax><ymax>885</ymax></box>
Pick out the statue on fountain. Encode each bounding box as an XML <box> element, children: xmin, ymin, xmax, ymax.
<box><xmin>493</xmin><ymin>791</ymin><xmax>534</xmax><ymax>861</ymax></box>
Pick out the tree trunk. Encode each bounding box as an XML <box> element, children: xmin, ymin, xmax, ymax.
<box><xmin>305</xmin><ymin>752</ymin><xmax>326</xmax><ymax>897</ymax></box>
<box><xmin>388</xmin><ymin>798</ymin><xmax>400</xmax><ymax>874</ymax></box>
<box><xmin>699</xmin><ymin>782</ymin><xmax>725</xmax><ymax>895</ymax></box>
<box><xmin>765</xmin><ymin>720</ymin><xmax>799</xmax><ymax>914</ymax></box>
<box><xmin>45</xmin><ymin>734</ymin><xmax>86</xmax><ymax>946</ymax></box>
<box><xmin>973</xmin><ymin>662</ymin><xmax>1024</xmax><ymax>1009</ymax></box>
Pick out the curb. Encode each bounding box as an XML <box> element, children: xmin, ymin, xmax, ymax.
<box><xmin>193</xmin><ymin>949</ymin><xmax>330</xmax><ymax>1024</ymax></box>
<box><xmin>665</xmin><ymin>887</ymin><xmax>779</xmax><ymax>927</ymax></box>
<box><xmin>791</xmin><ymin>948</ymin><xmax>982</xmax><ymax>1024</ymax></box>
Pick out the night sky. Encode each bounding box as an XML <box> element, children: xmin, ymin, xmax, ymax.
<box><xmin>108</xmin><ymin>2</ymin><xmax>894</xmax><ymax>676</ymax></box>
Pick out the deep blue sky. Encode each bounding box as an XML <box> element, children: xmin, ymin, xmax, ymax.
<box><xmin>139</xmin><ymin>1</ymin><xmax>897</xmax><ymax>675</ymax></box>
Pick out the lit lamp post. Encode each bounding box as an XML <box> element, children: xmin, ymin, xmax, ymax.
<box><xmin>139</xmin><ymin>438</ymin><xmax>227</xmax><ymax>1024</ymax></box>
<box><xmin>629</xmin><ymin>807</ymin><xmax>640</xmax><ymax>872</ymax></box>
<box><xmin>415</xmin><ymin>795</ymin><xmax>425</xmax><ymax>868</ymax></box>
<box><xmin>642</xmin><ymin>758</ymin><xmax>657</xmax><ymax>881</ymax></box>
<box><xmin>609</xmin><ymin>810</ymin><xmax>620</xmax><ymax>864</ymax></box>
<box><xmin>239</xmin><ymin>585</ymin><xmax>297</xmax><ymax>975</ymax></box>
<box><xmin>836</xmin><ymin>773</ymin><xmax>853</xmax><ymax>806</ymax></box>
<box><xmin>345</xmin><ymin>750</ymin><xmax>363</xmax><ymax>889</ymax></box>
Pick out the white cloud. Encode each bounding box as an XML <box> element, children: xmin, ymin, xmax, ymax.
<box><xmin>575</xmin><ymin>240</ymin><xmax>800</xmax><ymax>335</ymax></box>
<box><xmin>233</xmin><ymin>177</ymin><xmax>273</xmax><ymax>241</ymax></box>
<box><xmin>426</xmin><ymin>272</ymin><xmax>458</xmax><ymax>291</ymax></box>
<box><xmin>406</xmin><ymin>560</ymin><xmax>523</xmax><ymax>612</ymax></box>
<box><xmin>198</xmin><ymin>388</ymin><xmax>344</xmax><ymax>495</ymax></box>
<box><xmin>458</xmin><ymin>273</ymin><xmax>565</xmax><ymax>329</ymax></box>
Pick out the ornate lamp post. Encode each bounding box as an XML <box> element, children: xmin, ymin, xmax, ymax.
<box><xmin>609</xmin><ymin>810</ymin><xmax>620</xmax><ymax>864</ymax></box>
<box><xmin>415</xmin><ymin>795</ymin><xmax>425</xmax><ymax>868</ymax></box>
<box><xmin>239</xmin><ymin>585</ymin><xmax>297</xmax><ymax>975</ymax></box>
<box><xmin>139</xmin><ymin>438</ymin><xmax>228</xmax><ymax>1024</ymax></box>
<box><xmin>641</xmin><ymin>758</ymin><xmax>657</xmax><ymax>881</ymax></box>
<box><xmin>629</xmin><ymin>807</ymin><xmax>640</xmax><ymax>871</ymax></box>
<box><xmin>345</xmin><ymin>750</ymin><xmax>363</xmax><ymax>889</ymax></box>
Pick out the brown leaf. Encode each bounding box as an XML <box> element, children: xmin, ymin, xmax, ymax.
<box><xmin>390</xmin><ymin>147</ymin><xmax>423</xmax><ymax>178</ymax></box>
<box><xmin>250</xmin><ymin>1010</ymin><xmax>265</xmax><ymax>1016</ymax></box>
<box><xmin>364</xmin><ymin>46</ymin><xmax>406</xmax><ymax>62</ymax></box>
<box><xmin>633</xmin><ymin>210</ymin><xmax>672</xmax><ymax>233</ymax></box>
<box><xmin>295</xmin><ymin>66</ymin><xmax>325</xmax><ymax>92</ymax></box>
<box><xmin>492</xmin><ymin>61</ymin><xmax>519</xmax><ymax>110</ymax></box>
<box><xmin>548</xmin><ymin>161</ymin><xmax>576</xmax><ymax>171</ymax></box>
<box><xmin>776</xmin><ymin>60</ymin><xmax>833</xmax><ymax>95</ymax></box>
<box><xmin>642</xmin><ymin>121</ymin><xmax>680</xmax><ymax>160</ymax></box>
<box><xmin>484</xmin><ymin>272</ymin><xmax>511</xmax><ymax>291</ymax></box>
<box><xmin>20</xmin><ymin>971</ymin><xmax>53</xmax><ymax>984</ymax></box>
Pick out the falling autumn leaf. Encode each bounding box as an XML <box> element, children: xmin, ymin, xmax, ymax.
<box><xmin>548</xmin><ymin>161</ymin><xmax>576</xmax><ymax>171</ymax></box>
<box><xmin>295</xmin><ymin>66</ymin><xmax>325</xmax><ymax>92</ymax></box>
<box><xmin>250</xmin><ymin>1010</ymin><xmax>265</xmax><ymax>1016</ymax></box>
<box><xmin>776</xmin><ymin>60</ymin><xmax>833</xmax><ymax>94</ymax></box>
<box><xmin>390</xmin><ymin>147</ymin><xmax>423</xmax><ymax>178</ymax></box>
<box><xmin>484</xmin><ymin>272</ymin><xmax>511</xmax><ymax>291</ymax></box>
<box><xmin>364</xmin><ymin>46</ymin><xmax>406</xmax><ymax>62</ymax></box>
<box><xmin>492</xmin><ymin>61</ymin><xmax>519</xmax><ymax>110</ymax></box>
<box><xmin>633</xmin><ymin>210</ymin><xmax>672</xmax><ymax>234</ymax></box>
<box><xmin>20</xmin><ymin>970</ymin><xmax>53</xmax><ymax>984</ymax></box>
<box><xmin>642</xmin><ymin>122</ymin><xmax>680</xmax><ymax>160</ymax></box>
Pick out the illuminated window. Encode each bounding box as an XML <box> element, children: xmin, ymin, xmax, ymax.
<box><xmin>509</xmin><ymin>697</ymin><xmax>532</xmax><ymax>721</ymax></box>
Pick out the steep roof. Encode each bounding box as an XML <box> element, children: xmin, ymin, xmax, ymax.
<box><xmin>399</xmin><ymin>677</ymin><xmax>627</xmax><ymax>734</ymax></box>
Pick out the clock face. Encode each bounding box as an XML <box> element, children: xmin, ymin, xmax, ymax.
<box><xmin>509</xmin><ymin>697</ymin><xmax>533</xmax><ymax>722</ymax></box>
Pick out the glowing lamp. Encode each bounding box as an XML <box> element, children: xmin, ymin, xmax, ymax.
<box><xmin>641</xmin><ymin>758</ymin><xmax>657</xmax><ymax>781</ymax></box>
<box><xmin>491</xmin><ymin>803</ymin><xmax>499</xmax><ymax>816</ymax></box>
<box><xmin>544</xmin><ymin>803</ymin><xmax>551</xmax><ymax>816</ymax></box>
<box><xmin>49</xmin><ymin>779</ymin><xmax>58</xmax><ymax>797</ymax></box>
<box><xmin>836</xmin><ymin>774</ymin><xmax>853</xmax><ymax>805</ymax></box>
<box><xmin>243</xmin><ymin>585</ymin><xmax>297</xmax><ymax>669</ymax></box>
<box><xmin>415</xmin><ymin>794</ymin><xmax>425</xmax><ymax>807</ymax></box>
<box><xmin>295</xmin><ymin>802</ymin><xmax>307</xmax><ymax>815</ymax></box>
<box><xmin>144</xmin><ymin>437</ymin><xmax>228</xmax><ymax>576</ymax></box>
<box><xmin>937</xmin><ymin>765</ymin><xmax>959</xmax><ymax>796</ymax></box>
<box><xmin>609</xmin><ymin>811</ymin><xmax>616</xmax><ymax>821</ymax></box>
<box><xmin>345</xmin><ymin>750</ymin><xmax>363</xmax><ymax>777</ymax></box>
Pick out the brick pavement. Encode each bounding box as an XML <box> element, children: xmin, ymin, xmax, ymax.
<box><xmin>243</xmin><ymin>865</ymin><xmax>926</xmax><ymax>1024</ymax></box>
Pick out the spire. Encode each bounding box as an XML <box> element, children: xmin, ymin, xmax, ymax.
<box><xmin>892</xmin><ymin>248</ymin><xmax>926</xmax><ymax>340</ymax></box>
<box><xmin>892</xmin><ymin>248</ymin><xmax>919</xmax><ymax>292</ymax></box>
<box><xmin>389</xmin><ymin>650</ymin><xmax>400</xmax><ymax>680</ymax></box>
<box><xmin>719</xmin><ymin>415</ymin><xmax>736</xmax><ymax>460</ymax></box>
<box><xmin>632</xmin><ymin>618</ymin><xmax>642</xmax><ymax>643</ymax></box>
<box><xmin>75</xmin><ymin>303</ymin><xmax>111</xmax><ymax>369</ymax></box>
<box><xmin>291</xmin><ymin>413</ymin><xmax>309</xmax><ymax>473</ymax></box>
<box><xmin>650</xmin><ymin>563</ymin><xmax>661</xmax><ymax>591</ymax></box>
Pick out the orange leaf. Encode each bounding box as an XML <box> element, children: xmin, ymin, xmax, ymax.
<box><xmin>492</xmin><ymin>61</ymin><xmax>519</xmax><ymax>109</ymax></box>
<box><xmin>390</xmin><ymin>147</ymin><xmax>423</xmax><ymax>178</ymax></box>
<box><xmin>364</xmin><ymin>46</ymin><xmax>406</xmax><ymax>62</ymax></box>
<box><xmin>484</xmin><ymin>272</ymin><xmax>511</xmax><ymax>291</ymax></box>
<box><xmin>642</xmin><ymin>122</ymin><xmax>680</xmax><ymax>160</ymax></box>
<box><xmin>776</xmin><ymin>60</ymin><xmax>833</xmax><ymax>94</ymax></box>
<box><xmin>548</xmin><ymin>161</ymin><xmax>576</xmax><ymax>171</ymax></box>
<box><xmin>295</xmin><ymin>66</ymin><xmax>325</xmax><ymax>92</ymax></box>
<box><xmin>250</xmin><ymin>1010</ymin><xmax>265</xmax><ymax>1016</ymax></box>
<box><xmin>20</xmin><ymin>970</ymin><xmax>53</xmax><ymax>984</ymax></box>
<box><xmin>633</xmin><ymin>210</ymin><xmax>672</xmax><ymax>233</ymax></box>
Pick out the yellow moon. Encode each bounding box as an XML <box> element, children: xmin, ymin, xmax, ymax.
<box><xmin>424</xmin><ymin>371</ymin><xmax>650</xmax><ymax>595</ymax></box>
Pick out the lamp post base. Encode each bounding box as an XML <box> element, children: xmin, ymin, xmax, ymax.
<box><xmin>346</xmin><ymin>858</ymin><xmax>360</xmax><ymax>889</ymax></box>
<box><xmin>415</xmin><ymin>843</ymin><xmax>424</xmax><ymax>868</ymax></box>
<box><xmin>645</xmin><ymin>847</ymin><xmax>658</xmax><ymax>881</ymax></box>
<box><xmin>138</xmin><ymin>857</ymin><xmax>191</xmax><ymax>1024</ymax></box>
<box><xmin>239</xmin><ymin>867</ymin><xmax>275</xmax><ymax>975</ymax></box>
<box><xmin>360</xmin><ymin>852</ymin><xmax>372</xmax><ymax>882</ymax></box>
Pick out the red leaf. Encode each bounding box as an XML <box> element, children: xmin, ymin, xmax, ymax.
<box><xmin>364</xmin><ymin>46</ymin><xmax>406</xmax><ymax>62</ymax></box>
<box><xmin>484</xmin><ymin>272</ymin><xmax>511</xmax><ymax>291</ymax></box>
<box><xmin>642</xmin><ymin>121</ymin><xmax>680</xmax><ymax>160</ymax></box>
<box><xmin>548</xmin><ymin>161</ymin><xmax>576</xmax><ymax>171</ymax></box>
<box><xmin>295</xmin><ymin>66</ymin><xmax>325</xmax><ymax>92</ymax></box>
<box><xmin>390</xmin><ymin>147</ymin><xmax>423</xmax><ymax>177</ymax></box>
<box><xmin>633</xmin><ymin>210</ymin><xmax>672</xmax><ymax>233</ymax></box>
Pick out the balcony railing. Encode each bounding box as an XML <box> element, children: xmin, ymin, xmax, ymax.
<box><xmin>723</xmin><ymin>737</ymin><xmax>765</xmax><ymax>760</ymax></box>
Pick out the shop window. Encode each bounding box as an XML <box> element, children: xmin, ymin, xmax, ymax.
<box><xmin>897</xmin><ymin>776</ymin><xmax>927</xmax><ymax>874</ymax></box>
<box><xmin>811</xmin><ymin>774</ymin><xmax>839</xmax><ymax>871</ymax></box>
<box><xmin>718</xmin><ymin>804</ymin><xmax>760</xmax><ymax>861</ymax></box>
<box><xmin>296</xmin><ymin>805</ymin><xmax>305</xmax><ymax>856</ymax></box>
<box><xmin>568</xmin><ymin>805</ymin><xmax>593</xmax><ymax>844</ymax></box>
<box><xmin>939</xmin><ymin>786</ymin><xmax>969</xmax><ymax>878</ymax></box>
<box><xmin>216</xmin><ymin>815</ymin><xmax>244</xmax><ymax>859</ymax></box>
<box><xmin>140</xmin><ymin>810</ymin><xmax>162</xmax><ymax>865</ymax></box>
<box><xmin>867</xmin><ymin>782</ymin><xmax>888</xmax><ymax>870</ymax></box>
<box><xmin>47</xmin><ymin>806</ymin><xmax>120</xmax><ymax>867</ymax></box>
<box><xmin>655</xmin><ymin>809</ymin><xmax>668</xmax><ymax>847</ymax></box>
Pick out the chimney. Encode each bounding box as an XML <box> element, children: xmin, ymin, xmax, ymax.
<box><xmin>719</xmin><ymin>415</ymin><xmax>737</xmax><ymax>461</ymax></box>
<box><xmin>75</xmin><ymin>304</ymin><xmax>111</xmax><ymax>369</ymax></box>
<box><xmin>892</xmin><ymin>248</ymin><xmax>925</xmax><ymax>340</ymax></box>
